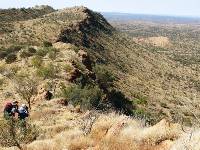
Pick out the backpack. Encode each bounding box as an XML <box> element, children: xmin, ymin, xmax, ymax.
<box><xmin>5</xmin><ymin>102</ymin><xmax>13</xmax><ymax>110</ymax></box>
<box><xmin>4</xmin><ymin>102</ymin><xmax>13</xmax><ymax>117</ymax></box>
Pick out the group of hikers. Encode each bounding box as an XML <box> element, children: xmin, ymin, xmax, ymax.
<box><xmin>3</xmin><ymin>100</ymin><xmax>29</xmax><ymax>121</ymax></box>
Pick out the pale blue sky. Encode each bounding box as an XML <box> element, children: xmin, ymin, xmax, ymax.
<box><xmin>1</xmin><ymin>0</ymin><xmax>200</xmax><ymax>17</ymax></box>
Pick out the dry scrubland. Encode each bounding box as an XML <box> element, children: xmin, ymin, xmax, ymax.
<box><xmin>1</xmin><ymin>6</ymin><xmax>200</xmax><ymax>123</ymax></box>
<box><xmin>1</xmin><ymin>98</ymin><xmax>200</xmax><ymax>150</ymax></box>
<box><xmin>1</xmin><ymin>6</ymin><xmax>200</xmax><ymax>150</ymax></box>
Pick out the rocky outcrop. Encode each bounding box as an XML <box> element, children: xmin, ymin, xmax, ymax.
<box><xmin>31</xmin><ymin>84</ymin><xmax>53</xmax><ymax>104</ymax></box>
<box><xmin>56</xmin><ymin>7</ymin><xmax>113</xmax><ymax>50</ymax></box>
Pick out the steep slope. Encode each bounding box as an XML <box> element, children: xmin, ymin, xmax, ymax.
<box><xmin>53</xmin><ymin>7</ymin><xmax>200</xmax><ymax>123</ymax></box>
<box><xmin>0</xmin><ymin>6</ymin><xmax>200</xmax><ymax>124</ymax></box>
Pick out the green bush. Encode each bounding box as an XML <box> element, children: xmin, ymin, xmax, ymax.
<box><xmin>6</xmin><ymin>45</ymin><xmax>22</xmax><ymax>54</ymax></box>
<box><xmin>133</xmin><ymin>108</ymin><xmax>152</xmax><ymax>120</ymax></box>
<box><xmin>36</xmin><ymin>47</ymin><xmax>57</xmax><ymax>57</ymax></box>
<box><xmin>20</xmin><ymin>51</ymin><xmax>32</xmax><ymax>58</ymax></box>
<box><xmin>43</xmin><ymin>41</ymin><xmax>52</xmax><ymax>47</ymax></box>
<box><xmin>36</xmin><ymin>63</ymin><xmax>58</xmax><ymax>79</ymax></box>
<box><xmin>0</xmin><ymin>119</ymin><xmax>39</xmax><ymax>148</ymax></box>
<box><xmin>36</xmin><ymin>48</ymin><xmax>49</xmax><ymax>57</ymax></box>
<box><xmin>5</xmin><ymin>53</ymin><xmax>17</xmax><ymax>64</ymax></box>
<box><xmin>31</xmin><ymin>56</ymin><xmax>43</xmax><ymax>68</ymax></box>
<box><xmin>20</xmin><ymin>47</ymin><xmax>36</xmax><ymax>58</ymax></box>
<box><xmin>62</xmin><ymin>84</ymin><xmax>103</xmax><ymax>110</ymax></box>
<box><xmin>0</xmin><ymin>45</ymin><xmax>22</xmax><ymax>60</ymax></box>
<box><xmin>28</xmin><ymin>47</ymin><xmax>36</xmax><ymax>53</ymax></box>
<box><xmin>94</xmin><ymin>65</ymin><xmax>116</xmax><ymax>90</ymax></box>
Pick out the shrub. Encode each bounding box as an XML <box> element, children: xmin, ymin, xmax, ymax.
<box><xmin>36</xmin><ymin>63</ymin><xmax>58</xmax><ymax>79</ymax></box>
<box><xmin>6</xmin><ymin>45</ymin><xmax>22</xmax><ymax>54</ymax></box>
<box><xmin>133</xmin><ymin>95</ymin><xmax>147</xmax><ymax>105</ymax></box>
<box><xmin>133</xmin><ymin>108</ymin><xmax>151</xmax><ymax>120</ymax></box>
<box><xmin>20</xmin><ymin>47</ymin><xmax>36</xmax><ymax>58</ymax></box>
<box><xmin>20</xmin><ymin>50</ymin><xmax>32</xmax><ymax>58</ymax></box>
<box><xmin>13</xmin><ymin>75</ymin><xmax>38</xmax><ymax>109</ymax></box>
<box><xmin>36</xmin><ymin>47</ymin><xmax>57</xmax><ymax>57</ymax></box>
<box><xmin>63</xmin><ymin>64</ymin><xmax>73</xmax><ymax>73</ymax></box>
<box><xmin>0</xmin><ymin>119</ymin><xmax>39</xmax><ymax>149</ymax></box>
<box><xmin>62</xmin><ymin>84</ymin><xmax>103</xmax><ymax>110</ymax></box>
<box><xmin>43</xmin><ymin>41</ymin><xmax>52</xmax><ymax>47</ymax></box>
<box><xmin>31</xmin><ymin>56</ymin><xmax>43</xmax><ymax>68</ymax></box>
<box><xmin>0</xmin><ymin>46</ymin><xmax>22</xmax><ymax>60</ymax></box>
<box><xmin>5</xmin><ymin>53</ymin><xmax>17</xmax><ymax>64</ymax></box>
<box><xmin>36</xmin><ymin>48</ymin><xmax>49</xmax><ymax>57</ymax></box>
<box><xmin>28</xmin><ymin>47</ymin><xmax>36</xmax><ymax>53</ymax></box>
<box><xmin>94</xmin><ymin>65</ymin><xmax>116</xmax><ymax>90</ymax></box>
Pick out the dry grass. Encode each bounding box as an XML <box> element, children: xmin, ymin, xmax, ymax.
<box><xmin>0</xmin><ymin>109</ymin><xmax>199</xmax><ymax>150</ymax></box>
<box><xmin>30</xmin><ymin>113</ymin><xmax>182</xmax><ymax>150</ymax></box>
<box><xmin>170</xmin><ymin>130</ymin><xmax>200</xmax><ymax>150</ymax></box>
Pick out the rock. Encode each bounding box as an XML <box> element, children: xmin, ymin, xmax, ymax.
<box><xmin>78</xmin><ymin>50</ymin><xmax>93</xmax><ymax>71</ymax></box>
<box><xmin>68</xmin><ymin>68</ymin><xmax>82</xmax><ymax>82</ymax></box>
<box><xmin>105</xmin><ymin>118</ymin><xmax>128</xmax><ymax>139</ymax></box>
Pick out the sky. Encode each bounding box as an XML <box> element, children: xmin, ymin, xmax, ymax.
<box><xmin>1</xmin><ymin>0</ymin><xmax>200</xmax><ymax>17</ymax></box>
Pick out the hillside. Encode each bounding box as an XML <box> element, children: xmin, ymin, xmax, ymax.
<box><xmin>0</xmin><ymin>6</ymin><xmax>200</xmax><ymax>123</ymax></box>
<box><xmin>1</xmin><ymin>6</ymin><xmax>200</xmax><ymax>150</ymax></box>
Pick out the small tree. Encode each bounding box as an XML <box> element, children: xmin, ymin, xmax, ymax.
<box><xmin>36</xmin><ymin>63</ymin><xmax>58</xmax><ymax>79</ymax></box>
<box><xmin>13</xmin><ymin>76</ymin><xmax>38</xmax><ymax>109</ymax></box>
<box><xmin>0</xmin><ymin>119</ymin><xmax>39</xmax><ymax>149</ymax></box>
<box><xmin>62</xmin><ymin>84</ymin><xmax>103</xmax><ymax>110</ymax></box>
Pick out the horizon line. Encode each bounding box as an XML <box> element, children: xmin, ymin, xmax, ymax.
<box><xmin>101</xmin><ymin>11</ymin><xmax>200</xmax><ymax>19</ymax></box>
<box><xmin>1</xmin><ymin>5</ymin><xmax>200</xmax><ymax>19</ymax></box>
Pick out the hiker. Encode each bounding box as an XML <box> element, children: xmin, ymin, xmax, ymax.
<box><xmin>11</xmin><ymin>100</ymin><xmax>19</xmax><ymax>117</ymax></box>
<box><xmin>18</xmin><ymin>104</ymin><xmax>29</xmax><ymax>131</ymax></box>
<box><xmin>18</xmin><ymin>104</ymin><xmax>29</xmax><ymax>120</ymax></box>
<box><xmin>3</xmin><ymin>102</ymin><xmax>13</xmax><ymax>119</ymax></box>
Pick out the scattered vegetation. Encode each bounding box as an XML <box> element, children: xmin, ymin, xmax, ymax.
<box><xmin>94</xmin><ymin>65</ymin><xmax>116</xmax><ymax>91</ymax></box>
<box><xmin>0</xmin><ymin>119</ymin><xmax>39</xmax><ymax>149</ymax></box>
<box><xmin>47</xmin><ymin>48</ymin><xmax>58</xmax><ymax>60</ymax></box>
<box><xmin>31</xmin><ymin>56</ymin><xmax>43</xmax><ymax>68</ymax></box>
<box><xmin>43</xmin><ymin>41</ymin><xmax>53</xmax><ymax>47</ymax></box>
<box><xmin>36</xmin><ymin>47</ymin><xmax>58</xmax><ymax>58</ymax></box>
<box><xmin>5</xmin><ymin>53</ymin><xmax>17</xmax><ymax>64</ymax></box>
<box><xmin>36</xmin><ymin>63</ymin><xmax>58</xmax><ymax>79</ymax></box>
<box><xmin>0</xmin><ymin>45</ymin><xmax>22</xmax><ymax>63</ymax></box>
<box><xmin>63</xmin><ymin>63</ymin><xmax>73</xmax><ymax>73</ymax></box>
<box><xmin>20</xmin><ymin>47</ymin><xmax>36</xmax><ymax>58</ymax></box>
<box><xmin>62</xmin><ymin>84</ymin><xmax>103</xmax><ymax>110</ymax></box>
<box><xmin>13</xmin><ymin>75</ymin><xmax>38</xmax><ymax>109</ymax></box>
